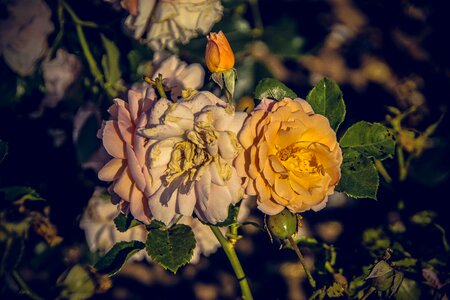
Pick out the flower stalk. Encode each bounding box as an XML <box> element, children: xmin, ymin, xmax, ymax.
<box><xmin>11</xmin><ymin>270</ymin><xmax>45</xmax><ymax>300</ymax></box>
<box><xmin>287</xmin><ymin>236</ymin><xmax>317</xmax><ymax>289</ymax></box>
<box><xmin>209</xmin><ymin>226</ymin><xmax>253</xmax><ymax>300</ymax></box>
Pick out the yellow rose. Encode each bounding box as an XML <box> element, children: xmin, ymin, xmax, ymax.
<box><xmin>205</xmin><ymin>31</ymin><xmax>235</xmax><ymax>73</ymax></box>
<box><xmin>235</xmin><ymin>98</ymin><xmax>343</xmax><ymax>215</ymax></box>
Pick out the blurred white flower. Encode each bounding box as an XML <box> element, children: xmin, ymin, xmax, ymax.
<box><xmin>132</xmin><ymin>52</ymin><xmax>205</xmax><ymax>100</ymax></box>
<box><xmin>42</xmin><ymin>49</ymin><xmax>82</xmax><ymax>108</ymax></box>
<box><xmin>124</xmin><ymin>0</ymin><xmax>223</xmax><ymax>51</ymax></box>
<box><xmin>80</xmin><ymin>187</ymin><xmax>148</xmax><ymax>261</ymax></box>
<box><xmin>80</xmin><ymin>187</ymin><xmax>253</xmax><ymax>264</ymax></box>
<box><xmin>0</xmin><ymin>0</ymin><xmax>54</xmax><ymax>76</ymax></box>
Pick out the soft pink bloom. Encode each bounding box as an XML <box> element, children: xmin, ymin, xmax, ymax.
<box><xmin>132</xmin><ymin>52</ymin><xmax>205</xmax><ymax>100</ymax></box>
<box><xmin>138</xmin><ymin>91</ymin><xmax>246</xmax><ymax>224</ymax></box>
<box><xmin>98</xmin><ymin>89</ymin><xmax>246</xmax><ymax>225</ymax></box>
<box><xmin>98</xmin><ymin>88</ymin><xmax>157</xmax><ymax>223</ymax></box>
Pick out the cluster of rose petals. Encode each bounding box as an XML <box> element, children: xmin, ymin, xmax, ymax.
<box><xmin>235</xmin><ymin>98</ymin><xmax>343</xmax><ymax>215</ymax></box>
<box><xmin>0</xmin><ymin>0</ymin><xmax>54</xmax><ymax>76</ymax></box>
<box><xmin>98</xmin><ymin>88</ymin><xmax>246</xmax><ymax>225</ymax></box>
<box><xmin>124</xmin><ymin>0</ymin><xmax>223</xmax><ymax>51</ymax></box>
<box><xmin>139</xmin><ymin>91</ymin><xmax>246</xmax><ymax>224</ymax></box>
<box><xmin>151</xmin><ymin>51</ymin><xmax>205</xmax><ymax>100</ymax></box>
<box><xmin>80</xmin><ymin>187</ymin><xmax>227</xmax><ymax>263</ymax></box>
<box><xmin>98</xmin><ymin>88</ymin><xmax>156</xmax><ymax>223</ymax></box>
<box><xmin>80</xmin><ymin>187</ymin><xmax>148</xmax><ymax>261</ymax></box>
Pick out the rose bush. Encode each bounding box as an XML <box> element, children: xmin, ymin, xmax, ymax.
<box><xmin>235</xmin><ymin>98</ymin><xmax>343</xmax><ymax>215</ymax></box>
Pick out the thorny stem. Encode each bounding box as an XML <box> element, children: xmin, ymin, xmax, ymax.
<box><xmin>287</xmin><ymin>236</ymin><xmax>317</xmax><ymax>289</ymax></box>
<box><xmin>375</xmin><ymin>160</ymin><xmax>392</xmax><ymax>183</ymax></box>
<box><xmin>11</xmin><ymin>271</ymin><xmax>45</xmax><ymax>300</ymax></box>
<box><xmin>210</xmin><ymin>226</ymin><xmax>253</xmax><ymax>300</ymax></box>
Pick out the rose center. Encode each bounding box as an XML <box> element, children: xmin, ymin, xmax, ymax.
<box><xmin>277</xmin><ymin>144</ymin><xmax>325</xmax><ymax>176</ymax></box>
<box><xmin>163</xmin><ymin>121</ymin><xmax>232</xmax><ymax>186</ymax></box>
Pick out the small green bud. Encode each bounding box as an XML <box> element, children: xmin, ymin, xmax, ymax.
<box><xmin>267</xmin><ymin>209</ymin><xmax>298</xmax><ymax>240</ymax></box>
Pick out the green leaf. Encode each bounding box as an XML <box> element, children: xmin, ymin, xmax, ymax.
<box><xmin>113</xmin><ymin>213</ymin><xmax>141</xmax><ymax>232</ymax></box>
<box><xmin>0</xmin><ymin>140</ymin><xmax>8</xmax><ymax>164</ymax></box>
<box><xmin>306</xmin><ymin>78</ymin><xmax>346</xmax><ymax>131</ymax></box>
<box><xmin>410</xmin><ymin>210</ymin><xmax>437</xmax><ymax>225</ymax></box>
<box><xmin>0</xmin><ymin>186</ymin><xmax>43</xmax><ymax>203</ymax></box>
<box><xmin>327</xmin><ymin>281</ymin><xmax>346</xmax><ymax>298</ymax></box>
<box><xmin>340</xmin><ymin>121</ymin><xmax>396</xmax><ymax>160</ymax></box>
<box><xmin>94</xmin><ymin>241</ymin><xmax>145</xmax><ymax>275</ymax></box>
<box><xmin>100</xmin><ymin>34</ymin><xmax>121</xmax><ymax>97</ymax></box>
<box><xmin>57</xmin><ymin>265</ymin><xmax>95</xmax><ymax>300</ymax></box>
<box><xmin>254</xmin><ymin>78</ymin><xmax>297</xmax><ymax>101</ymax></box>
<box><xmin>392</xmin><ymin>258</ymin><xmax>417</xmax><ymax>268</ymax></box>
<box><xmin>395</xmin><ymin>278</ymin><xmax>420</xmax><ymax>300</ymax></box>
<box><xmin>146</xmin><ymin>224</ymin><xmax>196</xmax><ymax>273</ymax></box>
<box><xmin>337</xmin><ymin>150</ymin><xmax>379</xmax><ymax>199</ymax></box>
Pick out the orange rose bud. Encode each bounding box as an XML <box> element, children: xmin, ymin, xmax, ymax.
<box><xmin>205</xmin><ymin>31</ymin><xmax>235</xmax><ymax>73</ymax></box>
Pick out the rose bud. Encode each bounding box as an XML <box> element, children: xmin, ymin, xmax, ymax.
<box><xmin>266</xmin><ymin>209</ymin><xmax>298</xmax><ymax>240</ymax></box>
<box><xmin>205</xmin><ymin>31</ymin><xmax>235</xmax><ymax>73</ymax></box>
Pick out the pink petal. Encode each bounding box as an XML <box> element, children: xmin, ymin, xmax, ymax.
<box><xmin>125</xmin><ymin>144</ymin><xmax>146</xmax><ymax>192</ymax></box>
<box><xmin>98</xmin><ymin>158</ymin><xmax>124</xmax><ymax>181</ymax></box>
<box><xmin>102</xmin><ymin>121</ymin><xmax>126</xmax><ymax>158</ymax></box>
<box><xmin>113</xmin><ymin>167</ymin><xmax>133</xmax><ymax>201</ymax></box>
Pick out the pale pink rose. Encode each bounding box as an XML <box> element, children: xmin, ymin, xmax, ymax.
<box><xmin>98</xmin><ymin>89</ymin><xmax>246</xmax><ymax>225</ymax></box>
<box><xmin>235</xmin><ymin>98</ymin><xmax>343</xmax><ymax>215</ymax></box>
<box><xmin>0</xmin><ymin>0</ymin><xmax>54</xmax><ymax>76</ymax></box>
<box><xmin>124</xmin><ymin>0</ymin><xmax>223</xmax><ymax>50</ymax></box>
<box><xmin>139</xmin><ymin>91</ymin><xmax>247</xmax><ymax>224</ymax></box>
<box><xmin>132</xmin><ymin>52</ymin><xmax>205</xmax><ymax>100</ymax></box>
<box><xmin>98</xmin><ymin>88</ymin><xmax>158</xmax><ymax>223</ymax></box>
<box><xmin>151</xmin><ymin>51</ymin><xmax>204</xmax><ymax>100</ymax></box>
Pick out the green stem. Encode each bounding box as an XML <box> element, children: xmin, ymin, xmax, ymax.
<box><xmin>248</xmin><ymin>0</ymin><xmax>264</xmax><ymax>36</ymax></box>
<box><xmin>155</xmin><ymin>74</ymin><xmax>168</xmax><ymax>99</ymax></box>
<box><xmin>210</xmin><ymin>226</ymin><xmax>253</xmax><ymax>300</ymax></box>
<box><xmin>49</xmin><ymin>1</ymin><xmax>65</xmax><ymax>57</ymax></box>
<box><xmin>375</xmin><ymin>160</ymin><xmax>392</xmax><ymax>184</ymax></box>
<box><xmin>361</xmin><ymin>287</ymin><xmax>376</xmax><ymax>300</ymax></box>
<box><xmin>397</xmin><ymin>147</ymin><xmax>407</xmax><ymax>181</ymax></box>
<box><xmin>60</xmin><ymin>0</ymin><xmax>98</xmax><ymax>28</ymax></box>
<box><xmin>11</xmin><ymin>271</ymin><xmax>45</xmax><ymax>300</ymax></box>
<box><xmin>61</xmin><ymin>1</ymin><xmax>106</xmax><ymax>90</ymax></box>
<box><xmin>287</xmin><ymin>237</ymin><xmax>316</xmax><ymax>289</ymax></box>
